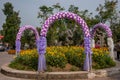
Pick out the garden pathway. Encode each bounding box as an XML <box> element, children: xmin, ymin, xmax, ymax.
<box><xmin>0</xmin><ymin>51</ymin><xmax>120</xmax><ymax>80</ymax></box>
<box><xmin>0</xmin><ymin>52</ymin><xmax>33</xmax><ymax>80</ymax></box>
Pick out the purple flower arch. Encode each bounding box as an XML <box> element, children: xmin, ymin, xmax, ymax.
<box><xmin>39</xmin><ymin>12</ymin><xmax>92</xmax><ymax>72</ymax></box>
<box><xmin>91</xmin><ymin>23</ymin><xmax>114</xmax><ymax>60</ymax></box>
<box><xmin>91</xmin><ymin>23</ymin><xmax>112</xmax><ymax>39</ymax></box>
<box><xmin>16</xmin><ymin>25</ymin><xmax>40</xmax><ymax>55</ymax></box>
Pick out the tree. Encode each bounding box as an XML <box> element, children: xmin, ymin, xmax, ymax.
<box><xmin>68</xmin><ymin>5</ymin><xmax>79</xmax><ymax>13</ymax></box>
<box><xmin>53</xmin><ymin>3</ymin><xmax>65</xmax><ymax>12</ymax></box>
<box><xmin>21</xmin><ymin>30</ymin><xmax>36</xmax><ymax>49</ymax></box>
<box><xmin>38</xmin><ymin>4</ymin><xmax>65</xmax><ymax>46</ymax></box>
<box><xmin>68</xmin><ymin>5</ymin><xmax>99</xmax><ymax>45</ymax></box>
<box><xmin>38</xmin><ymin>3</ymin><xmax>99</xmax><ymax>46</ymax></box>
<box><xmin>95</xmin><ymin>0</ymin><xmax>120</xmax><ymax>42</ymax></box>
<box><xmin>2</xmin><ymin>2</ymin><xmax>21</xmax><ymax>48</ymax></box>
<box><xmin>38</xmin><ymin>3</ymin><xmax>120</xmax><ymax>46</ymax></box>
<box><xmin>96</xmin><ymin>0</ymin><xmax>118</xmax><ymax>23</ymax></box>
<box><xmin>38</xmin><ymin>5</ymin><xmax>53</xmax><ymax>27</ymax></box>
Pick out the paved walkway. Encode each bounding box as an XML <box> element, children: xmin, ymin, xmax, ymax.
<box><xmin>0</xmin><ymin>52</ymin><xmax>33</xmax><ymax>80</ymax></box>
<box><xmin>0</xmin><ymin>52</ymin><xmax>120</xmax><ymax>80</ymax></box>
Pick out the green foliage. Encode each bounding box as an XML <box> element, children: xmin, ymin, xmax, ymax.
<box><xmin>96</xmin><ymin>0</ymin><xmax>120</xmax><ymax>41</ymax></box>
<box><xmin>96</xmin><ymin>0</ymin><xmax>118</xmax><ymax>22</ymax></box>
<box><xmin>46</xmin><ymin>52</ymin><xmax>67</xmax><ymax>68</ymax></box>
<box><xmin>65</xmin><ymin>48</ymin><xmax>85</xmax><ymax>67</ymax></box>
<box><xmin>37</xmin><ymin>1</ymin><xmax>120</xmax><ymax>46</ymax></box>
<box><xmin>38</xmin><ymin>3</ymin><xmax>101</xmax><ymax>46</ymax></box>
<box><xmin>21</xmin><ymin>30</ymin><xmax>36</xmax><ymax>49</ymax></box>
<box><xmin>9</xmin><ymin>58</ymin><xmax>34</xmax><ymax>70</ymax></box>
<box><xmin>38</xmin><ymin>5</ymin><xmax>53</xmax><ymax>27</ymax></box>
<box><xmin>10</xmin><ymin>49</ymin><xmax>38</xmax><ymax>70</ymax></box>
<box><xmin>2</xmin><ymin>2</ymin><xmax>21</xmax><ymax>48</ymax></box>
<box><xmin>92</xmin><ymin>53</ymin><xmax>116</xmax><ymax>69</ymax></box>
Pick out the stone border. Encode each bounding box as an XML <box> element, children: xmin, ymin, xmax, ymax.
<box><xmin>1</xmin><ymin>63</ymin><xmax>120</xmax><ymax>79</ymax></box>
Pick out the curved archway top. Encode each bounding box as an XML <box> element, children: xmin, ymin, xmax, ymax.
<box><xmin>40</xmin><ymin>12</ymin><xmax>90</xmax><ymax>37</ymax></box>
<box><xmin>91</xmin><ymin>23</ymin><xmax>112</xmax><ymax>39</ymax></box>
<box><xmin>16</xmin><ymin>25</ymin><xmax>39</xmax><ymax>40</ymax></box>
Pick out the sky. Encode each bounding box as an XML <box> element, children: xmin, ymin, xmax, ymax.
<box><xmin>0</xmin><ymin>0</ymin><xmax>120</xmax><ymax>29</ymax></box>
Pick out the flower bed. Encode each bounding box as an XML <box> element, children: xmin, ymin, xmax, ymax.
<box><xmin>8</xmin><ymin>50</ymin><xmax>16</xmax><ymax>54</ymax></box>
<box><xmin>8</xmin><ymin>50</ymin><xmax>25</xmax><ymax>54</ymax></box>
<box><xmin>9</xmin><ymin>46</ymin><xmax>116</xmax><ymax>71</ymax></box>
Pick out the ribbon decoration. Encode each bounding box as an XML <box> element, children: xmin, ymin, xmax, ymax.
<box><xmin>38</xmin><ymin>36</ymin><xmax>47</xmax><ymax>72</ymax></box>
<box><xmin>15</xmin><ymin>39</ymin><xmax>21</xmax><ymax>56</ymax></box>
<box><xmin>83</xmin><ymin>36</ymin><xmax>92</xmax><ymax>71</ymax></box>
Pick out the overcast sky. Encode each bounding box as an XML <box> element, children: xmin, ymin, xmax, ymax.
<box><xmin>0</xmin><ymin>0</ymin><xmax>120</xmax><ymax>29</ymax></box>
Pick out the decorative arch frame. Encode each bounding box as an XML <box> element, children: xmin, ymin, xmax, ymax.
<box><xmin>16</xmin><ymin>25</ymin><xmax>40</xmax><ymax>56</ymax></box>
<box><xmin>39</xmin><ymin>12</ymin><xmax>92</xmax><ymax>72</ymax></box>
<box><xmin>91</xmin><ymin>23</ymin><xmax>112</xmax><ymax>39</ymax></box>
<box><xmin>91</xmin><ymin>23</ymin><xmax>114</xmax><ymax>60</ymax></box>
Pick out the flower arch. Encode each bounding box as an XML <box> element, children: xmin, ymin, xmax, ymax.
<box><xmin>91</xmin><ymin>23</ymin><xmax>114</xmax><ymax>60</ymax></box>
<box><xmin>91</xmin><ymin>23</ymin><xmax>112</xmax><ymax>39</ymax></box>
<box><xmin>16</xmin><ymin>25</ymin><xmax>40</xmax><ymax>56</ymax></box>
<box><xmin>39</xmin><ymin>12</ymin><xmax>92</xmax><ymax>72</ymax></box>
